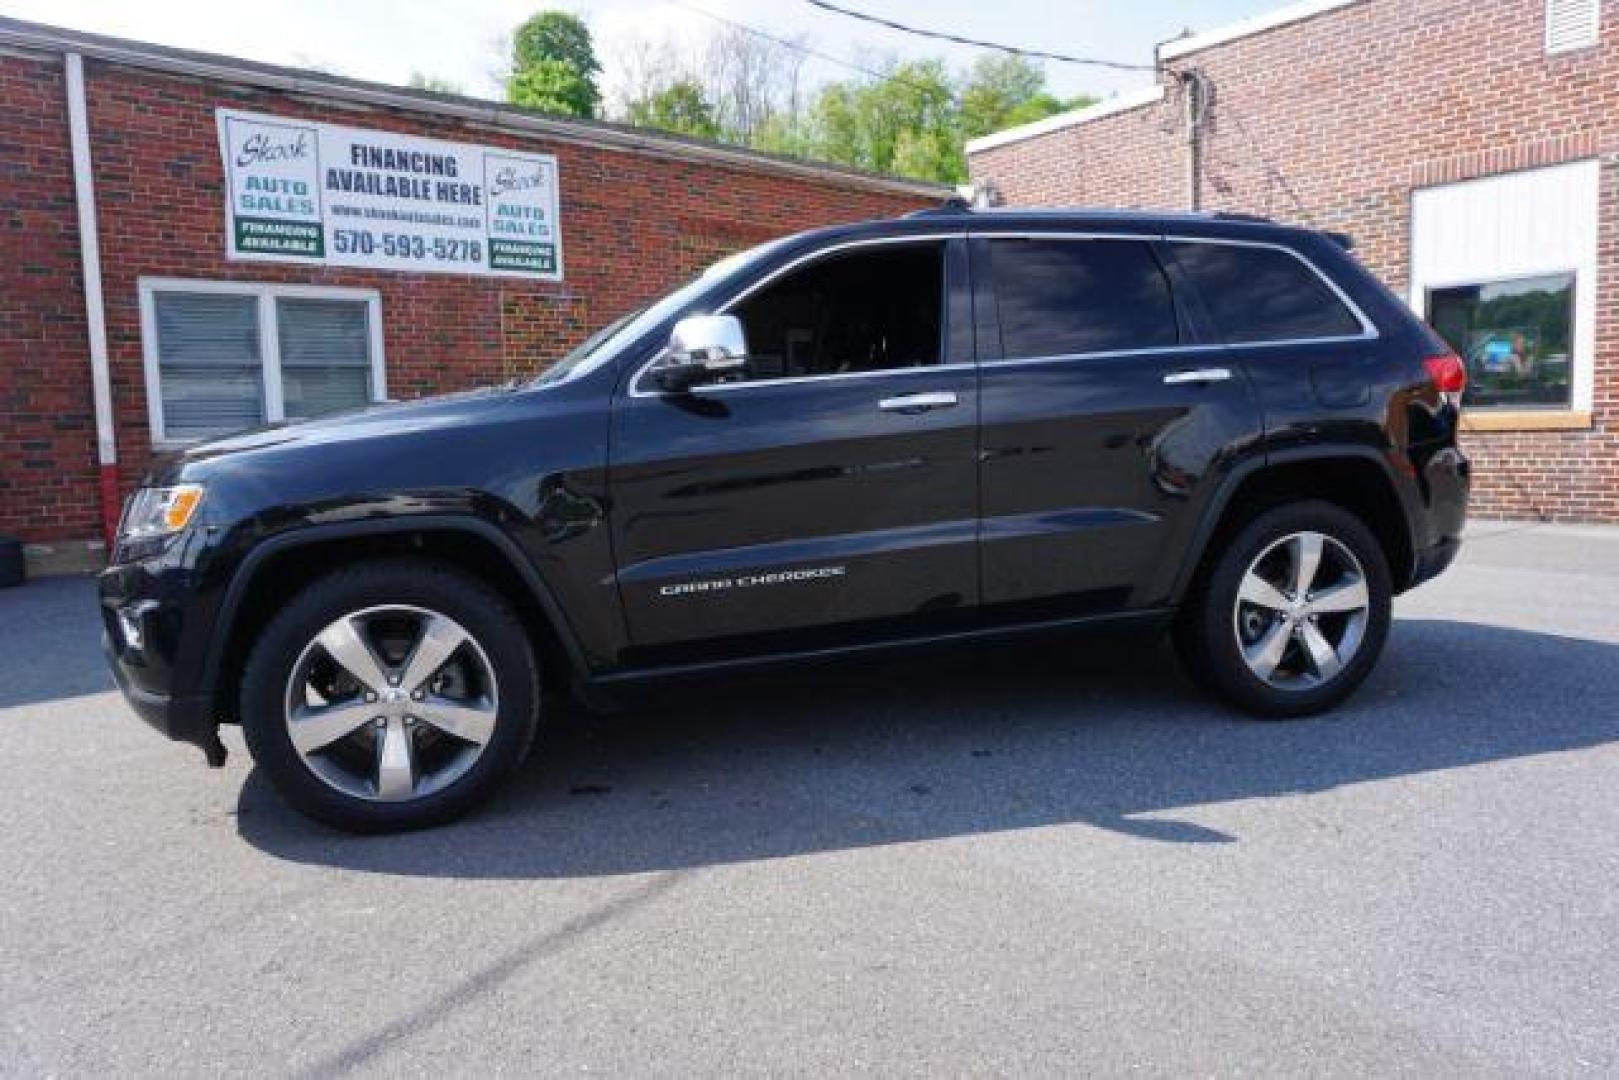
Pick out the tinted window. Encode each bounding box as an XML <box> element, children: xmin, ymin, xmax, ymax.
<box><xmin>991</xmin><ymin>239</ymin><xmax>1177</xmax><ymax>358</ymax></box>
<box><xmin>538</xmin><ymin>235</ymin><xmax>796</xmax><ymax>387</ymax></box>
<box><xmin>726</xmin><ymin>242</ymin><xmax>943</xmax><ymax>382</ymax></box>
<box><xmin>1428</xmin><ymin>273</ymin><xmax>1574</xmax><ymax>410</ymax></box>
<box><xmin>1173</xmin><ymin>242</ymin><xmax>1363</xmax><ymax>343</ymax></box>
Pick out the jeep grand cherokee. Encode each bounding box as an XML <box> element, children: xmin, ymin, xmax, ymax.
<box><xmin>100</xmin><ymin>207</ymin><xmax>1470</xmax><ymax>831</ymax></box>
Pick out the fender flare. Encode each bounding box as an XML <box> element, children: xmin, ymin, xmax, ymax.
<box><xmin>200</xmin><ymin>514</ymin><xmax>592</xmax><ymax>704</ymax></box>
<box><xmin>1167</xmin><ymin>445</ymin><xmax>1419</xmax><ymax>605</ymax></box>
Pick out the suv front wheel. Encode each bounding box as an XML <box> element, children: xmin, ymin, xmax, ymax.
<box><xmin>1176</xmin><ymin>501</ymin><xmax>1392</xmax><ymax>717</ymax></box>
<box><xmin>240</xmin><ymin>559</ymin><xmax>541</xmax><ymax>832</ymax></box>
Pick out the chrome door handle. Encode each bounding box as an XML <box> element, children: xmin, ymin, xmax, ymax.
<box><xmin>1163</xmin><ymin>367</ymin><xmax>1233</xmax><ymax>385</ymax></box>
<box><xmin>879</xmin><ymin>391</ymin><xmax>958</xmax><ymax>414</ymax></box>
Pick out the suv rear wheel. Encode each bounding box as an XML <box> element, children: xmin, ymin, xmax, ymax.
<box><xmin>1175</xmin><ymin>501</ymin><xmax>1391</xmax><ymax>717</ymax></box>
<box><xmin>240</xmin><ymin>558</ymin><xmax>540</xmax><ymax>832</ymax></box>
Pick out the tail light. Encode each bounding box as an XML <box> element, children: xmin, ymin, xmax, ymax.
<box><xmin>1423</xmin><ymin>351</ymin><xmax>1466</xmax><ymax>407</ymax></box>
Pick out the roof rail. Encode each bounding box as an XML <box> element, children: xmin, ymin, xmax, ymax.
<box><xmin>904</xmin><ymin>196</ymin><xmax>974</xmax><ymax>218</ymax></box>
<box><xmin>1210</xmin><ymin>211</ymin><xmax>1275</xmax><ymax>224</ymax></box>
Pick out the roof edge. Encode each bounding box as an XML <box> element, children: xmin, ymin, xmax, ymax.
<box><xmin>0</xmin><ymin>15</ymin><xmax>948</xmax><ymax>200</ymax></box>
<box><xmin>1156</xmin><ymin>0</ymin><xmax>1364</xmax><ymax>61</ymax></box>
<box><xmin>965</xmin><ymin>0</ymin><xmax>1368</xmax><ymax>155</ymax></box>
<box><xmin>965</xmin><ymin>85</ymin><xmax>1166</xmax><ymax>156</ymax></box>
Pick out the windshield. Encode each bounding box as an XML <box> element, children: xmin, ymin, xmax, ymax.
<box><xmin>532</xmin><ymin>235</ymin><xmax>797</xmax><ymax>387</ymax></box>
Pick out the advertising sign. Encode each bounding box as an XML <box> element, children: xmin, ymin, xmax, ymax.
<box><xmin>216</xmin><ymin>108</ymin><xmax>563</xmax><ymax>279</ymax></box>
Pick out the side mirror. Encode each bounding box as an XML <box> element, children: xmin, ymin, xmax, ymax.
<box><xmin>652</xmin><ymin>315</ymin><xmax>748</xmax><ymax>391</ymax></box>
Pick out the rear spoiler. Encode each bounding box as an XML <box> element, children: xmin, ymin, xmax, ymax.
<box><xmin>1210</xmin><ymin>211</ymin><xmax>1354</xmax><ymax>250</ymax></box>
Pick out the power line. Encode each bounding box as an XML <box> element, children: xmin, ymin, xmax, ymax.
<box><xmin>801</xmin><ymin>0</ymin><xmax>1157</xmax><ymax>72</ymax></box>
<box><xmin>665</xmin><ymin>0</ymin><xmax>960</xmax><ymax>103</ymax></box>
<box><xmin>667</xmin><ymin>2</ymin><xmax>1309</xmax><ymax>229</ymax></box>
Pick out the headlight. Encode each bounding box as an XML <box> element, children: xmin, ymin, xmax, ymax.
<box><xmin>119</xmin><ymin>484</ymin><xmax>206</xmax><ymax>541</ymax></box>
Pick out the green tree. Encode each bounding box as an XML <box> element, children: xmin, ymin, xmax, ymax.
<box><xmin>751</xmin><ymin>112</ymin><xmax>813</xmax><ymax>158</ymax></box>
<box><xmin>891</xmin><ymin>127</ymin><xmax>956</xmax><ymax>182</ymax></box>
<box><xmin>407</xmin><ymin>72</ymin><xmax>463</xmax><ymax>95</ymax></box>
<box><xmin>549</xmin><ymin>22</ymin><xmax>1098</xmax><ymax>184</ymax></box>
<box><xmin>959</xmin><ymin>55</ymin><xmax>1092</xmax><ymax>141</ymax></box>
<box><xmin>624</xmin><ymin>79</ymin><xmax>720</xmax><ymax>139</ymax></box>
<box><xmin>806</xmin><ymin>81</ymin><xmax>862</xmax><ymax>167</ymax></box>
<box><xmin>508</xmin><ymin>11</ymin><xmax>601</xmax><ymax>118</ymax></box>
<box><xmin>806</xmin><ymin>60</ymin><xmax>963</xmax><ymax>182</ymax></box>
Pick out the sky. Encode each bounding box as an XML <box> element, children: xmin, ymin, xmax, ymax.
<box><xmin>0</xmin><ymin>0</ymin><xmax>1287</xmax><ymax>109</ymax></box>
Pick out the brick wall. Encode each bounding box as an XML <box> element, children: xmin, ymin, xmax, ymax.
<box><xmin>0</xmin><ymin>52</ymin><xmax>100</xmax><ymax>543</ymax></box>
<box><xmin>969</xmin><ymin>0</ymin><xmax>1619</xmax><ymax>522</ymax></box>
<box><xmin>0</xmin><ymin>50</ymin><xmax>930</xmax><ymax>545</ymax></box>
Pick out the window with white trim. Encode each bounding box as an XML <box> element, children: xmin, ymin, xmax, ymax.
<box><xmin>140</xmin><ymin>281</ymin><xmax>385</xmax><ymax>444</ymax></box>
<box><xmin>1546</xmin><ymin>0</ymin><xmax>1600</xmax><ymax>53</ymax></box>
<box><xmin>1409</xmin><ymin>159</ymin><xmax>1599</xmax><ymax>415</ymax></box>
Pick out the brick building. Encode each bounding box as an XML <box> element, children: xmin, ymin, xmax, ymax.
<box><xmin>968</xmin><ymin>0</ymin><xmax>1619</xmax><ymax>522</ymax></box>
<box><xmin>0</xmin><ymin>18</ymin><xmax>938</xmax><ymax>572</ymax></box>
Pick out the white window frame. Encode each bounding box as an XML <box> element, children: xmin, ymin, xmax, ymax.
<box><xmin>138</xmin><ymin>278</ymin><xmax>386</xmax><ymax>447</ymax></box>
<box><xmin>1545</xmin><ymin>0</ymin><xmax>1601</xmax><ymax>54</ymax></box>
<box><xmin>1409</xmin><ymin>159</ymin><xmax>1599</xmax><ymax>416</ymax></box>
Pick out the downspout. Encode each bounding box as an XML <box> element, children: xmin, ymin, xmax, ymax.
<box><xmin>64</xmin><ymin>52</ymin><xmax>120</xmax><ymax>551</ymax></box>
<box><xmin>1180</xmin><ymin>69</ymin><xmax>1209</xmax><ymax>212</ymax></box>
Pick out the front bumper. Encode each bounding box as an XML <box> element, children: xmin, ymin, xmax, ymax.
<box><xmin>99</xmin><ymin>540</ymin><xmax>230</xmax><ymax>766</ymax></box>
<box><xmin>101</xmin><ymin>630</ymin><xmax>227</xmax><ymax>764</ymax></box>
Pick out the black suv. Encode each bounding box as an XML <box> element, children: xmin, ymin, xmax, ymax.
<box><xmin>101</xmin><ymin>208</ymin><xmax>1470</xmax><ymax>831</ymax></box>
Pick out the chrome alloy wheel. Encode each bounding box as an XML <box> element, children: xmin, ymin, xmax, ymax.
<box><xmin>1232</xmin><ymin>531</ymin><xmax>1371</xmax><ymax>691</ymax></box>
<box><xmin>284</xmin><ymin>605</ymin><xmax>500</xmax><ymax>802</ymax></box>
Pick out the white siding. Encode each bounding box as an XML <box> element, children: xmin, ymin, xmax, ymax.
<box><xmin>1410</xmin><ymin>159</ymin><xmax>1600</xmax><ymax>412</ymax></box>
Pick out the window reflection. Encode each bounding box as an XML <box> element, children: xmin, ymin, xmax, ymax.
<box><xmin>1427</xmin><ymin>274</ymin><xmax>1574</xmax><ymax>410</ymax></box>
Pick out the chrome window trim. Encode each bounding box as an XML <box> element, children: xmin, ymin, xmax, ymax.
<box><xmin>981</xmin><ymin>335</ymin><xmax>1383</xmax><ymax>372</ymax></box>
<box><xmin>627</xmin><ymin>227</ymin><xmax>1381</xmax><ymax>398</ymax></box>
<box><xmin>982</xmin><ymin>342</ymin><xmax>1228</xmax><ymax>371</ymax></box>
<box><xmin>669</xmin><ymin>362</ymin><xmax>977</xmax><ymax>396</ymax></box>
<box><xmin>1160</xmin><ymin>233</ymin><xmax>1381</xmax><ymax>343</ymax></box>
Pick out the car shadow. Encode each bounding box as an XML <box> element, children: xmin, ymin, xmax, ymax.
<box><xmin>236</xmin><ymin>618</ymin><xmax>1619</xmax><ymax>878</ymax></box>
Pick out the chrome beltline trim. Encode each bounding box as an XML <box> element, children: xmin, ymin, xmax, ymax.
<box><xmin>667</xmin><ymin>362</ymin><xmax>977</xmax><ymax>396</ymax></box>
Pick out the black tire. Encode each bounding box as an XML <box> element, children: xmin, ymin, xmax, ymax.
<box><xmin>1174</xmin><ymin>500</ymin><xmax>1392</xmax><ymax>718</ymax></box>
<box><xmin>240</xmin><ymin>558</ymin><xmax>540</xmax><ymax>832</ymax></box>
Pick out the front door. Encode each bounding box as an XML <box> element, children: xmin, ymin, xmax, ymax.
<box><xmin>973</xmin><ymin>233</ymin><xmax>1262</xmax><ymax>617</ymax></box>
<box><xmin>609</xmin><ymin>236</ymin><xmax>979</xmax><ymax>663</ymax></box>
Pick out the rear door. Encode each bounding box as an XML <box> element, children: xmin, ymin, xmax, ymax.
<box><xmin>1162</xmin><ymin>237</ymin><xmax>1383</xmax><ymax>458</ymax></box>
<box><xmin>608</xmin><ymin>236</ymin><xmax>979</xmax><ymax>662</ymax></box>
<box><xmin>972</xmin><ymin>232</ymin><xmax>1262</xmax><ymax>617</ymax></box>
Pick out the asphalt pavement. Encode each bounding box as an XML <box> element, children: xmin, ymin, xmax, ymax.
<box><xmin>1</xmin><ymin>520</ymin><xmax>1616</xmax><ymax>1076</ymax></box>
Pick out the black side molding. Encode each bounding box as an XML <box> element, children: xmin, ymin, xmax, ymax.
<box><xmin>201</xmin><ymin>514</ymin><xmax>593</xmax><ymax>706</ymax></box>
